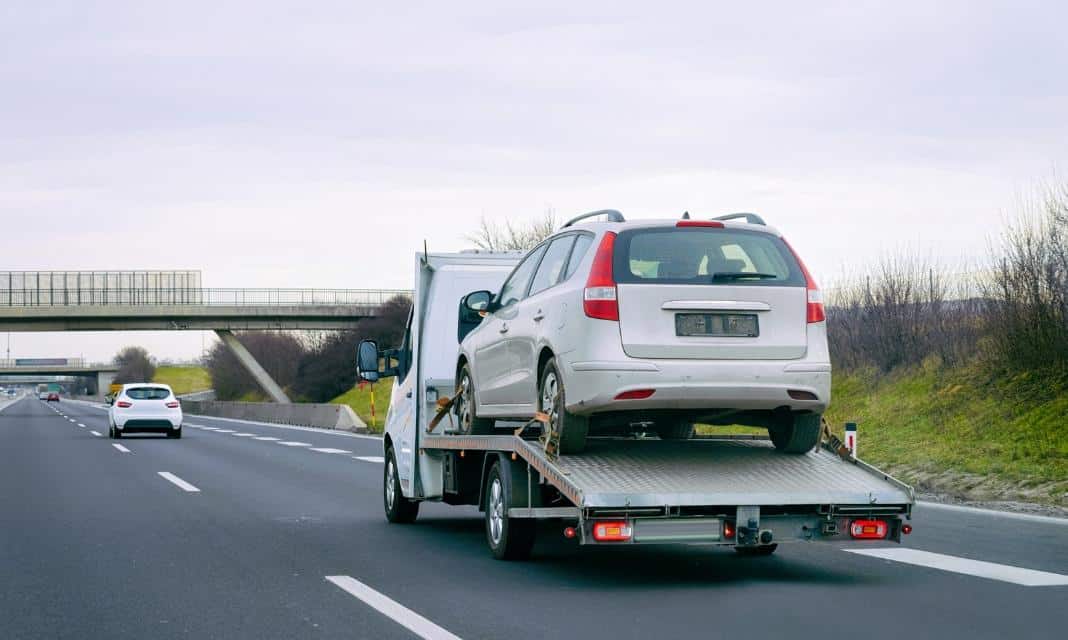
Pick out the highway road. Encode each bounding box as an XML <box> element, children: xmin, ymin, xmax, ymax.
<box><xmin>2</xmin><ymin>396</ymin><xmax>1066</xmax><ymax>639</ymax></box>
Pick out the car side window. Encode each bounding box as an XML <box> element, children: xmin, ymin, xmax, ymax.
<box><xmin>528</xmin><ymin>235</ymin><xmax>576</xmax><ymax>296</ymax></box>
<box><xmin>564</xmin><ymin>233</ymin><xmax>594</xmax><ymax>279</ymax></box>
<box><xmin>496</xmin><ymin>244</ymin><xmax>547</xmax><ymax>309</ymax></box>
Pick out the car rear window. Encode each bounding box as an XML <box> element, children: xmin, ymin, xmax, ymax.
<box><xmin>613</xmin><ymin>228</ymin><xmax>805</xmax><ymax>286</ymax></box>
<box><xmin>125</xmin><ymin>387</ymin><xmax>172</xmax><ymax>400</ymax></box>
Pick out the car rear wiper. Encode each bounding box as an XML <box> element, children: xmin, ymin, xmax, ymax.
<box><xmin>709</xmin><ymin>272</ymin><xmax>780</xmax><ymax>281</ymax></box>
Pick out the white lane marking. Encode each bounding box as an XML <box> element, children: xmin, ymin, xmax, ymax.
<box><xmin>354</xmin><ymin>456</ymin><xmax>385</xmax><ymax>463</ymax></box>
<box><xmin>112</xmin><ymin>444</ymin><xmax>131</xmax><ymax>453</ymax></box>
<box><xmin>186</xmin><ymin>413</ymin><xmax>381</xmax><ymax>440</ymax></box>
<box><xmin>231</xmin><ymin>433</ymin><xmax>257</xmax><ymax>437</ymax></box>
<box><xmin>846</xmin><ymin>548</ymin><xmax>1068</xmax><ymax>587</ymax></box>
<box><xmin>919</xmin><ymin>501</ymin><xmax>1068</xmax><ymax>527</ymax></box>
<box><xmin>277</xmin><ymin>441</ymin><xmax>312</xmax><ymax>447</ymax></box>
<box><xmin>214</xmin><ymin>429</ymin><xmax>236</xmax><ymax>433</ymax></box>
<box><xmin>185</xmin><ymin>423</ymin><xmax>205</xmax><ymax>428</ymax></box>
<box><xmin>77</xmin><ymin>423</ymin><xmax>86</xmax><ymax>427</ymax></box>
<box><xmin>325</xmin><ymin>575</ymin><xmax>461</xmax><ymax>640</ymax></box>
<box><xmin>158</xmin><ymin>472</ymin><xmax>201</xmax><ymax>493</ymax></box>
<box><xmin>199</xmin><ymin>427</ymin><xmax>221</xmax><ymax>431</ymax></box>
<box><xmin>310</xmin><ymin>447</ymin><xmax>353</xmax><ymax>454</ymax></box>
<box><xmin>68</xmin><ymin>418</ymin><xmax>76</xmax><ymax>423</ymax></box>
<box><xmin>254</xmin><ymin>436</ymin><xmax>281</xmax><ymax>441</ymax></box>
<box><xmin>90</xmin><ymin>431</ymin><xmax>102</xmax><ymax>437</ymax></box>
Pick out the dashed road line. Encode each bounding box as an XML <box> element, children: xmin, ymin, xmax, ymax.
<box><xmin>214</xmin><ymin>429</ymin><xmax>236</xmax><ymax>433</ymax></box>
<box><xmin>325</xmin><ymin>575</ymin><xmax>461</xmax><ymax>640</ymax></box>
<box><xmin>231</xmin><ymin>433</ymin><xmax>257</xmax><ymax>437</ymax></box>
<box><xmin>354</xmin><ymin>456</ymin><xmax>385</xmax><ymax>463</ymax></box>
<box><xmin>277</xmin><ymin>441</ymin><xmax>312</xmax><ymax>447</ymax></box>
<box><xmin>77</xmin><ymin>423</ymin><xmax>86</xmax><ymax>428</ymax></box>
<box><xmin>310</xmin><ymin>447</ymin><xmax>352</xmax><ymax>454</ymax></box>
<box><xmin>846</xmin><ymin>548</ymin><xmax>1068</xmax><ymax>587</ymax></box>
<box><xmin>254</xmin><ymin>436</ymin><xmax>281</xmax><ymax>441</ymax></box>
<box><xmin>112</xmin><ymin>444</ymin><xmax>131</xmax><ymax>453</ymax></box>
<box><xmin>90</xmin><ymin>431</ymin><xmax>102</xmax><ymax>437</ymax></box>
<box><xmin>158</xmin><ymin>472</ymin><xmax>200</xmax><ymax>493</ymax></box>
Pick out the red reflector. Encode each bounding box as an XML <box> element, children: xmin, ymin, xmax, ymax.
<box><xmin>166</xmin><ymin>401</ymin><xmax>179</xmax><ymax>408</ymax></box>
<box><xmin>675</xmin><ymin>220</ymin><xmax>724</xmax><ymax>228</ymax></box>
<box><xmin>117</xmin><ymin>401</ymin><xmax>132</xmax><ymax>408</ymax></box>
<box><xmin>614</xmin><ymin>389</ymin><xmax>655</xmax><ymax>400</ymax></box>
<box><xmin>850</xmin><ymin>519</ymin><xmax>888</xmax><ymax>539</ymax></box>
<box><xmin>902</xmin><ymin>524</ymin><xmax>913</xmax><ymax>535</ymax></box>
<box><xmin>583</xmin><ymin>232</ymin><xmax>619</xmax><ymax>321</ymax></box>
<box><xmin>724</xmin><ymin>522</ymin><xmax>735</xmax><ymax>539</ymax></box>
<box><xmin>563</xmin><ymin>527</ymin><xmax>577</xmax><ymax>539</ymax></box>
<box><xmin>591</xmin><ymin>520</ymin><xmax>632</xmax><ymax>542</ymax></box>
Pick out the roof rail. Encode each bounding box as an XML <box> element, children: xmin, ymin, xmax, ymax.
<box><xmin>562</xmin><ymin>209</ymin><xmax>625</xmax><ymax>228</ymax></box>
<box><xmin>713</xmin><ymin>212</ymin><xmax>766</xmax><ymax>226</ymax></box>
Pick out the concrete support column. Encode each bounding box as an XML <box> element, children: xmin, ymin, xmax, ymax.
<box><xmin>96</xmin><ymin>371</ymin><xmax>116</xmax><ymax>401</ymax></box>
<box><xmin>214</xmin><ymin>329</ymin><xmax>291</xmax><ymax>404</ymax></box>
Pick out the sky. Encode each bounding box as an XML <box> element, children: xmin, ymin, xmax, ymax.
<box><xmin>2</xmin><ymin>0</ymin><xmax>1066</xmax><ymax>362</ymax></box>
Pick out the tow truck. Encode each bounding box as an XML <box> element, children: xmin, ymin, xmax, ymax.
<box><xmin>357</xmin><ymin>250</ymin><xmax>914</xmax><ymax>560</ymax></box>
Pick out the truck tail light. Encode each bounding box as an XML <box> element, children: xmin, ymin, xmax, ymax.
<box><xmin>591</xmin><ymin>520</ymin><xmax>632</xmax><ymax>542</ymax></box>
<box><xmin>166</xmin><ymin>401</ymin><xmax>179</xmax><ymax>408</ymax></box>
<box><xmin>116</xmin><ymin>401</ymin><xmax>132</xmax><ymax>408</ymax></box>
<box><xmin>583</xmin><ymin>232</ymin><xmax>619</xmax><ymax>321</ymax></box>
<box><xmin>850</xmin><ymin>519</ymin><xmax>888</xmax><ymax>539</ymax></box>
<box><xmin>782</xmin><ymin>237</ymin><xmax>825</xmax><ymax>323</ymax></box>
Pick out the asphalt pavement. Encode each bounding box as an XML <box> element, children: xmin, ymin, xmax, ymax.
<box><xmin>2</xmin><ymin>395</ymin><xmax>1066</xmax><ymax>639</ymax></box>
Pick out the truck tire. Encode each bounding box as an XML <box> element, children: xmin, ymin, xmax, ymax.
<box><xmin>384</xmin><ymin>447</ymin><xmax>419</xmax><ymax>524</ymax></box>
<box><xmin>539</xmin><ymin>358</ymin><xmax>588</xmax><ymax>455</ymax></box>
<box><xmin>484</xmin><ymin>461</ymin><xmax>536</xmax><ymax>560</ymax></box>
<box><xmin>735</xmin><ymin>544</ymin><xmax>778</xmax><ymax>556</ymax></box>
<box><xmin>455</xmin><ymin>364</ymin><xmax>494</xmax><ymax>434</ymax></box>
<box><xmin>769</xmin><ymin>413</ymin><xmax>821</xmax><ymax>453</ymax></box>
<box><xmin>656</xmin><ymin>422</ymin><xmax>694</xmax><ymax>440</ymax></box>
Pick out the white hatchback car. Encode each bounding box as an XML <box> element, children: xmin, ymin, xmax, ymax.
<box><xmin>454</xmin><ymin>211</ymin><xmax>830</xmax><ymax>454</ymax></box>
<box><xmin>108</xmin><ymin>383</ymin><xmax>183</xmax><ymax>439</ymax></box>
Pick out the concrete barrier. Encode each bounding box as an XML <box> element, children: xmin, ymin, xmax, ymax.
<box><xmin>180</xmin><ymin>400</ymin><xmax>369</xmax><ymax>433</ymax></box>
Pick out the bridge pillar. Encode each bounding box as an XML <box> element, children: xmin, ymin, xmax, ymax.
<box><xmin>214</xmin><ymin>330</ymin><xmax>291</xmax><ymax>404</ymax></box>
<box><xmin>96</xmin><ymin>371</ymin><xmax>116</xmax><ymax>401</ymax></box>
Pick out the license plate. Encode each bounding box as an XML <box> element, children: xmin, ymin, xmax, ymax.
<box><xmin>675</xmin><ymin>313</ymin><xmax>758</xmax><ymax>337</ymax></box>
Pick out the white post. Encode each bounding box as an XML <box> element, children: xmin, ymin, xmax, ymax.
<box><xmin>844</xmin><ymin>422</ymin><xmax>857</xmax><ymax>457</ymax></box>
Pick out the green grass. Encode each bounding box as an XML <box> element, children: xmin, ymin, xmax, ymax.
<box><xmin>331</xmin><ymin>383</ymin><xmax>393</xmax><ymax>431</ymax></box>
<box><xmin>153</xmin><ymin>366</ymin><xmax>211</xmax><ymax>395</ymax></box>
<box><xmin>824</xmin><ymin>362</ymin><xmax>1067</xmax><ymax>503</ymax></box>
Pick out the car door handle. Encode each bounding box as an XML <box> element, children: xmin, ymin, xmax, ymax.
<box><xmin>533</xmin><ymin>310</ymin><xmax>545</xmax><ymax>322</ymax></box>
<box><xmin>406</xmin><ymin>390</ymin><xmax>412</xmax><ymax>398</ymax></box>
<box><xmin>499</xmin><ymin>324</ymin><xmax>509</xmax><ymax>334</ymax></box>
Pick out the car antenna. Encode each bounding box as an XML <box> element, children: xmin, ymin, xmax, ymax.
<box><xmin>681</xmin><ymin>211</ymin><xmax>690</xmax><ymax>219</ymax></box>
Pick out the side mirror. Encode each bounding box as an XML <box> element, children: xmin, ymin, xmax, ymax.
<box><xmin>356</xmin><ymin>340</ymin><xmax>381</xmax><ymax>382</ymax></box>
<box><xmin>458</xmin><ymin>290</ymin><xmax>493</xmax><ymax>343</ymax></box>
<box><xmin>463</xmin><ymin>290</ymin><xmax>493</xmax><ymax>313</ymax></box>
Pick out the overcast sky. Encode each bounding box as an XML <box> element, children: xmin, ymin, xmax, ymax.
<box><xmin>2</xmin><ymin>0</ymin><xmax>1066</xmax><ymax>362</ymax></box>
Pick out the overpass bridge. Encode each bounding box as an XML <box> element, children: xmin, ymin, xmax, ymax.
<box><xmin>0</xmin><ymin>359</ymin><xmax>120</xmax><ymax>397</ymax></box>
<box><xmin>1</xmin><ymin>271</ymin><xmax>413</xmax><ymax>404</ymax></box>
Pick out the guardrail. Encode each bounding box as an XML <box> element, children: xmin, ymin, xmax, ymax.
<box><xmin>0</xmin><ymin>288</ymin><xmax>412</xmax><ymax>307</ymax></box>
<box><xmin>180</xmin><ymin>400</ymin><xmax>369</xmax><ymax>432</ymax></box>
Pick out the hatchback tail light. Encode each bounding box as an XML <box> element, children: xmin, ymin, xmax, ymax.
<box><xmin>850</xmin><ymin>519</ymin><xmax>888</xmax><ymax>539</ymax></box>
<box><xmin>166</xmin><ymin>401</ymin><xmax>179</xmax><ymax>408</ymax></box>
<box><xmin>591</xmin><ymin>521</ymin><xmax>632</xmax><ymax>542</ymax></box>
<box><xmin>116</xmin><ymin>401</ymin><xmax>132</xmax><ymax>408</ymax></box>
<box><xmin>583</xmin><ymin>232</ymin><xmax>619</xmax><ymax>321</ymax></box>
<box><xmin>782</xmin><ymin>238</ymin><xmax>825</xmax><ymax>323</ymax></box>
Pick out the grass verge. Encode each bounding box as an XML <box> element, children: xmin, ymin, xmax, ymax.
<box><xmin>331</xmin><ymin>383</ymin><xmax>392</xmax><ymax>431</ymax></box>
<box><xmin>153</xmin><ymin>366</ymin><xmax>212</xmax><ymax>395</ymax></box>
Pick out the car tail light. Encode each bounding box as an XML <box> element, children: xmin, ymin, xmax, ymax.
<box><xmin>676</xmin><ymin>220</ymin><xmax>724</xmax><ymax>228</ymax></box>
<box><xmin>782</xmin><ymin>237</ymin><xmax>825</xmax><ymax>323</ymax></box>
<box><xmin>583</xmin><ymin>232</ymin><xmax>619</xmax><ymax>321</ymax></box>
<box><xmin>850</xmin><ymin>519</ymin><xmax>888</xmax><ymax>539</ymax></box>
<box><xmin>614</xmin><ymin>389</ymin><xmax>655</xmax><ymax>400</ymax></box>
<box><xmin>117</xmin><ymin>401</ymin><xmax>132</xmax><ymax>408</ymax></box>
<box><xmin>166</xmin><ymin>401</ymin><xmax>179</xmax><ymax>408</ymax></box>
<box><xmin>724</xmin><ymin>521</ymin><xmax>735</xmax><ymax>539</ymax></box>
<box><xmin>591</xmin><ymin>521</ymin><xmax>632</xmax><ymax>542</ymax></box>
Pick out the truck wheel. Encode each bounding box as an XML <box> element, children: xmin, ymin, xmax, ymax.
<box><xmin>735</xmin><ymin>544</ymin><xmax>778</xmax><ymax>556</ymax></box>
<box><xmin>769</xmin><ymin>413</ymin><xmax>821</xmax><ymax>453</ymax></box>
<box><xmin>456</xmin><ymin>364</ymin><xmax>494</xmax><ymax>434</ymax></box>
<box><xmin>384</xmin><ymin>447</ymin><xmax>419</xmax><ymax>524</ymax></box>
<box><xmin>539</xmin><ymin>358</ymin><xmax>588</xmax><ymax>455</ymax></box>
<box><xmin>485</xmin><ymin>461</ymin><xmax>536</xmax><ymax>560</ymax></box>
<box><xmin>656</xmin><ymin>422</ymin><xmax>694</xmax><ymax>440</ymax></box>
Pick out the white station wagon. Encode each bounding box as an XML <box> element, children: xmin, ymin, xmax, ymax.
<box><xmin>453</xmin><ymin>211</ymin><xmax>830</xmax><ymax>454</ymax></box>
<box><xmin>108</xmin><ymin>383</ymin><xmax>183</xmax><ymax>439</ymax></box>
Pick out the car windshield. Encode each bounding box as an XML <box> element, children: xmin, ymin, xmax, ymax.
<box><xmin>125</xmin><ymin>387</ymin><xmax>172</xmax><ymax>400</ymax></box>
<box><xmin>613</xmin><ymin>228</ymin><xmax>805</xmax><ymax>286</ymax></box>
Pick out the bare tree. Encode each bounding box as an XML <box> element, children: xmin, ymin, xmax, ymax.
<box><xmin>113</xmin><ymin>346</ymin><xmax>156</xmax><ymax>384</ymax></box>
<box><xmin>466</xmin><ymin>210</ymin><xmax>558</xmax><ymax>252</ymax></box>
<box><xmin>204</xmin><ymin>332</ymin><xmax>307</xmax><ymax>400</ymax></box>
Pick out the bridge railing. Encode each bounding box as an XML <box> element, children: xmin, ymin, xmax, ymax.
<box><xmin>0</xmin><ymin>288</ymin><xmax>412</xmax><ymax>307</ymax></box>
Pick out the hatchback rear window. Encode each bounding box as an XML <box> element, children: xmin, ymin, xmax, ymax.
<box><xmin>613</xmin><ymin>228</ymin><xmax>805</xmax><ymax>286</ymax></box>
<box><xmin>125</xmin><ymin>387</ymin><xmax>172</xmax><ymax>400</ymax></box>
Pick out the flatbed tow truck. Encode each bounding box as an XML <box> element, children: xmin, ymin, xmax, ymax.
<box><xmin>359</xmin><ymin>251</ymin><xmax>914</xmax><ymax>560</ymax></box>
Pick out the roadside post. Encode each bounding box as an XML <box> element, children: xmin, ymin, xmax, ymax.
<box><xmin>845</xmin><ymin>422</ymin><xmax>857</xmax><ymax>456</ymax></box>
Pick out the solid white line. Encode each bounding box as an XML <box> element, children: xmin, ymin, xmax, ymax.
<box><xmin>77</xmin><ymin>423</ymin><xmax>86</xmax><ymax>427</ymax></box>
<box><xmin>112</xmin><ymin>444</ymin><xmax>131</xmax><ymax>453</ymax></box>
<box><xmin>253</xmin><ymin>436</ymin><xmax>281</xmax><ymax>441</ymax></box>
<box><xmin>158</xmin><ymin>472</ymin><xmax>200</xmax><ymax>493</ymax></box>
<box><xmin>325</xmin><ymin>575</ymin><xmax>462</xmax><ymax>640</ymax></box>
<box><xmin>846</xmin><ymin>548</ymin><xmax>1068</xmax><ymax>586</ymax></box>
<box><xmin>90</xmin><ymin>430</ymin><xmax>102</xmax><ymax>437</ymax></box>
<box><xmin>310</xmin><ymin>447</ymin><xmax>353</xmax><ymax>454</ymax></box>
<box><xmin>354</xmin><ymin>456</ymin><xmax>385</xmax><ymax>463</ymax></box>
<box><xmin>187</xmin><ymin>413</ymin><xmax>382</xmax><ymax>440</ymax></box>
<box><xmin>918</xmin><ymin>501</ymin><xmax>1068</xmax><ymax>527</ymax></box>
<box><xmin>277</xmin><ymin>441</ymin><xmax>312</xmax><ymax>447</ymax></box>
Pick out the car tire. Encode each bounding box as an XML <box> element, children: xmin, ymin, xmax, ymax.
<box><xmin>539</xmin><ymin>357</ymin><xmax>588</xmax><ymax>455</ymax></box>
<box><xmin>108</xmin><ymin>424</ymin><xmax>115</xmax><ymax>439</ymax></box>
<box><xmin>484</xmin><ymin>460</ymin><xmax>536</xmax><ymax>561</ymax></box>
<box><xmin>769</xmin><ymin>413</ymin><xmax>821</xmax><ymax>453</ymax></box>
<box><xmin>455</xmin><ymin>364</ymin><xmax>495</xmax><ymax>435</ymax></box>
<box><xmin>113</xmin><ymin>427</ymin><xmax>122</xmax><ymax>439</ymax></box>
<box><xmin>384</xmin><ymin>447</ymin><xmax>419</xmax><ymax>524</ymax></box>
<box><xmin>735</xmin><ymin>544</ymin><xmax>778</xmax><ymax>556</ymax></box>
<box><xmin>656</xmin><ymin>422</ymin><xmax>695</xmax><ymax>440</ymax></box>
<box><xmin>167</xmin><ymin>428</ymin><xmax>182</xmax><ymax>439</ymax></box>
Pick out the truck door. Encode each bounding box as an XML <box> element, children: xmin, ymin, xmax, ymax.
<box><xmin>387</xmin><ymin>313</ymin><xmax>418</xmax><ymax>494</ymax></box>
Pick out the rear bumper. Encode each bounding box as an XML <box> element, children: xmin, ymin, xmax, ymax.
<box><xmin>564</xmin><ymin>359</ymin><xmax>830</xmax><ymax>414</ymax></box>
<box><xmin>115</xmin><ymin>415</ymin><xmax>182</xmax><ymax>430</ymax></box>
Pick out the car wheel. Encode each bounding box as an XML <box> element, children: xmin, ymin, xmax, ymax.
<box><xmin>384</xmin><ymin>447</ymin><xmax>419</xmax><ymax>524</ymax></box>
<box><xmin>108</xmin><ymin>424</ymin><xmax>115</xmax><ymax>439</ymax></box>
<box><xmin>539</xmin><ymin>357</ymin><xmax>588</xmax><ymax>455</ymax></box>
<box><xmin>167</xmin><ymin>428</ymin><xmax>182</xmax><ymax>439</ymax></box>
<box><xmin>656</xmin><ymin>422</ymin><xmax>694</xmax><ymax>440</ymax></box>
<box><xmin>735</xmin><ymin>544</ymin><xmax>778</xmax><ymax>556</ymax></box>
<box><xmin>484</xmin><ymin>460</ymin><xmax>536</xmax><ymax>560</ymax></box>
<box><xmin>769</xmin><ymin>413</ymin><xmax>821</xmax><ymax>453</ymax></box>
<box><xmin>113</xmin><ymin>427</ymin><xmax>122</xmax><ymax>439</ymax></box>
<box><xmin>455</xmin><ymin>364</ymin><xmax>494</xmax><ymax>435</ymax></box>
